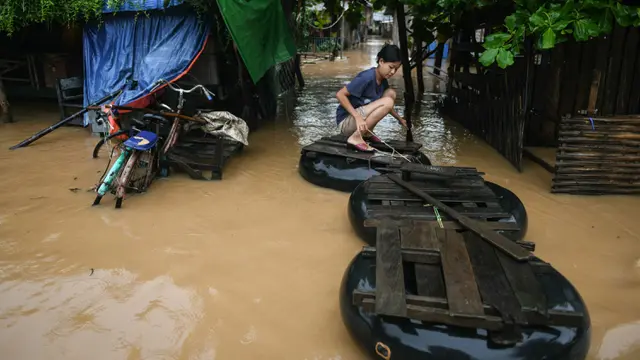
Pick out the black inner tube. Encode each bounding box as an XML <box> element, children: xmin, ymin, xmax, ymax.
<box><xmin>339</xmin><ymin>251</ymin><xmax>592</xmax><ymax>360</ymax></box>
<box><xmin>298</xmin><ymin>149</ymin><xmax>431</xmax><ymax>193</ymax></box>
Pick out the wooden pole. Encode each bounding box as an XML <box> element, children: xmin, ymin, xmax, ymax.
<box><xmin>0</xmin><ymin>79</ymin><xmax>13</xmax><ymax>123</ymax></box>
<box><xmin>434</xmin><ymin>42</ymin><xmax>444</xmax><ymax>76</ymax></box>
<box><xmin>395</xmin><ymin>0</ymin><xmax>415</xmax><ymax>105</ymax></box>
<box><xmin>415</xmin><ymin>35</ymin><xmax>424</xmax><ymax>94</ymax></box>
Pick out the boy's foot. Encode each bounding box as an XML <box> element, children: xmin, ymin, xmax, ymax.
<box><xmin>347</xmin><ymin>141</ymin><xmax>375</xmax><ymax>152</ymax></box>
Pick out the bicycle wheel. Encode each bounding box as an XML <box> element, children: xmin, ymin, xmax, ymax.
<box><xmin>129</xmin><ymin>147</ymin><xmax>160</xmax><ymax>193</ymax></box>
<box><xmin>93</xmin><ymin>130</ymin><xmax>128</xmax><ymax>159</ymax></box>
<box><xmin>114</xmin><ymin>151</ymin><xmax>141</xmax><ymax>209</ymax></box>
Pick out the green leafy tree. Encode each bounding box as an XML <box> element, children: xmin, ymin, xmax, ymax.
<box><xmin>0</xmin><ymin>0</ymin><xmax>212</xmax><ymax>35</ymax></box>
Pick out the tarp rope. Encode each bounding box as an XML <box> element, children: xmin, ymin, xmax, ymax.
<box><xmin>303</xmin><ymin>8</ymin><xmax>347</xmax><ymax>30</ymax></box>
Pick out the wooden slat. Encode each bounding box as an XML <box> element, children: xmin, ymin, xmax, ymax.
<box><xmin>386</xmin><ymin>174</ymin><xmax>532</xmax><ymax>261</ymax></box>
<box><xmin>496</xmin><ymin>252</ymin><xmax>547</xmax><ymax>315</ymax></box>
<box><xmin>302</xmin><ymin>142</ymin><xmax>402</xmax><ymax>165</ymax></box>
<box><xmin>367</xmin><ymin>205</ymin><xmax>512</xmax><ymax>219</ymax></box>
<box><xmin>367</xmin><ymin>193</ymin><xmax>499</xmax><ymax>203</ymax></box>
<box><xmin>400</xmin><ymin>221</ymin><xmax>437</xmax><ymax>250</ymax></box>
<box><xmin>574</xmin><ymin>40</ymin><xmax>597</xmax><ymax>114</ymax></box>
<box><xmin>353</xmin><ymin>291</ymin><xmax>584</xmax><ymax>329</ymax></box>
<box><xmin>558</xmin><ymin>41</ymin><xmax>582</xmax><ymax>116</ymax></box>
<box><xmin>464</xmin><ymin>232</ymin><xmax>527</xmax><ymax>324</ymax></box>
<box><xmin>594</xmin><ymin>35</ymin><xmax>613</xmax><ymax>114</ymax></box>
<box><xmin>602</xmin><ymin>25</ymin><xmax>627</xmax><ymax>115</ymax></box>
<box><xmin>437</xmin><ymin>228</ymin><xmax>484</xmax><ymax>317</ymax></box>
<box><xmin>362</xmin><ymin>246</ymin><xmax>440</xmax><ymax>265</ymax></box>
<box><xmin>615</xmin><ymin>27</ymin><xmax>640</xmax><ymax>115</ymax></box>
<box><xmin>375</xmin><ymin>223</ymin><xmax>407</xmax><ymax>317</ymax></box>
<box><xmin>364</xmin><ymin>218</ymin><xmax>521</xmax><ymax>231</ymax></box>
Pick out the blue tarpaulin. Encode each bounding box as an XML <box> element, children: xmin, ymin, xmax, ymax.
<box><xmin>82</xmin><ymin>5</ymin><xmax>210</xmax><ymax>125</ymax></box>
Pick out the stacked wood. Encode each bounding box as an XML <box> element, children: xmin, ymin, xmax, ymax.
<box><xmin>552</xmin><ymin>115</ymin><xmax>640</xmax><ymax>194</ymax></box>
<box><xmin>167</xmin><ymin>130</ymin><xmax>244</xmax><ymax>181</ymax></box>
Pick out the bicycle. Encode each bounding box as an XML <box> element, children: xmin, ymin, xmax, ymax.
<box><xmin>91</xmin><ymin>80</ymin><xmax>214</xmax><ymax>160</ymax></box>
<box><xmin>90</xmin><ymin>80</ymin><xmax>214</xmax><ymax>208</ymax></box>
<box><xmin>150</xmin><ymin>79</ymin><xmax>215</xmax><ymax>155</ymax></box>
<box><xmin>92</xmin><ymin>110</ymin><xmax>168</xmax><ymax>208</ymax></box>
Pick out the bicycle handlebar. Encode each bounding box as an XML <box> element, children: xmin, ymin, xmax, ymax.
<box><xmin>153</xmin><ymin>79</ymin><xmax>214</xmax><ymax>101</ymax></box>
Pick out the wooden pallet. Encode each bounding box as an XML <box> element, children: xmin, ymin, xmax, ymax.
<box><xmin>553</xmin><ymin>115</ymin><xmax>640</xmax><ymax>195</ymax></box>
<box><xmin>167</xmin><ymin>134</ymin><xmax>244</xmax><ymax>181</ymax></box>
<box><xmin>301</xmin><ymin>135</ymin><xmax>423</xmax><ymax>167</ymax></box>
<box><xmin>364</xmin><ymin>164</ymin><xmax>522</xmax><ymax>236</ymax></box>
<box><xmin>352</xmin><ymin>221</ymin><xmax>585</xmax><ymax>343</ymax></box>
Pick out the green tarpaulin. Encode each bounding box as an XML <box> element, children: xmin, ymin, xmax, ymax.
<box><xmin>217</xmin><ymin>0</ymin><xmax>297</xmax><ymax>83</ymax></box>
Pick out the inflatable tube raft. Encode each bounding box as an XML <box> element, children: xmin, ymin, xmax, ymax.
<box><xmin>299</xmin><ymin>136</ymin><xmax>431</xmax><ymax>193</ymax></box>
<box><xmin>348</xmin><ymin>179</ymin><xmax>528</xmax><ymax>245</ymax></box>
<box><xmin>299</xmin><ymin>151</ymin><xmax>431</xmax><ymax>193</ymax></box>
<box><xmin>340</xmin><ymin>251</ymin><xmax>591</xmax><ymax>360</ymax></box>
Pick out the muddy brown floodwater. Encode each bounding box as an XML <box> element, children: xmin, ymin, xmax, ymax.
<box><xmin>1</xmin><ymin>38</ymin><xmax>639</xmax><ymax>360</ymax></box>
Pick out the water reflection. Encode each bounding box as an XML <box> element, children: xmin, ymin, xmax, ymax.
<box><xmin>0</xmin><ymin>268</ymin><xmax>203</xmax><ymax>359</ymax></box>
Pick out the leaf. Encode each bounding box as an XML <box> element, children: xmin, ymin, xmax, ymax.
<box><xmin>496</xmin><ymin>48</ymin><xmax>515</xmax><ymax>69</ymax></box>
<box><xmin>483</xmin><ymin>33</ymin><xmax>511</xmax><ymax>49</ymax></box>
<box><xmin>529</xmin><ymin>11</ymin><xmax>546</xmax><ymax>30</ymax></box>
<box><xmin>505</xmin><ymin>14</ymin><xmax>517</xmax><ymax>31</ymax></box>
<box><xmin>479</xmin><ymin>48</ymin><xmax>499</xmax><ymax>67</ymax></box>
<box><xmin>596</xmin><ymin>9</ymin><xmax>614</xmax><ymax>33</ymax></box>
<box><xmin>573</xmin><ymin>18</ymin><xmax>600</xmax><ymax>41</ymax></box>
<box><xmin>541</xmin><ymin>28</ymin><xmax>556</xmax><ymax>49</ymax></box>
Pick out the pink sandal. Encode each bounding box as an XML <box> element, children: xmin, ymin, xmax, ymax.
<box><xmin>366</xmin><ymin>134</ymin><xmax>383</xmax><ymax>144</ymax></box>
<box><xmin>347</xmin><ymin>142</ymin><xmax>375</xmax><ymax>152</ymax></box>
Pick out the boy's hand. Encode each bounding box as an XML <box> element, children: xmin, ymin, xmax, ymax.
<box><xmin>398</xmin><ymin>117</ymin><xmax>408</xmax><ymax>129</ymax></box>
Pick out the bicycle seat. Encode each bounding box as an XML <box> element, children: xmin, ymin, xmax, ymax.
<box><xmin>143</xmin><ymin>113</ymin><xmax>168</xmax><ymax>123</ymax></box>
<box><xmin>123</xmin><ymin>131</ymin><xmax>159</xmax><ymax>151</ymax></box>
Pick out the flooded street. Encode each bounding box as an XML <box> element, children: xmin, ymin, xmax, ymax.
<box><xmin>1</xmin><ymin>38</ymin><xmax>640</xmax><ymax>359</ymax></box>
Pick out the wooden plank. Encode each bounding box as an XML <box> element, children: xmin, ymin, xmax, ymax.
<box><xmin>386</xmin><ymin>174</ymin><xmax>532</xmax><ymax>261</ymax></box>
<box><xmin>375</xmin><ymin>223</ymin><xmax>407</xmax><ymax>317</ymax></box>
<box><xmin>437</xmin><ymin>228</ymin><xmax>484</xmax><ymax>317</ymax></box>
<box><xmin>396</xmin><ymin>163</ymin><xmax>482</xmax><ymax>177</ymax></box>
<box><xmin>602</xmin><ymin>24</ymin><xmax>627</xmax><ymax>115</ymax></box>
<box><xmin>616</xmin><ymin>27</ymin><xmax>640</xmax><ymax>115</ymax></box>
<box><xmin>400</xmin><ymin>221</ymin><xmax>437</xmax><ymax>250</ymax></box>
<box><xmin>594</xmin><ymin>35</ymin><xmax>613</xmax><ymax>114</ymax></box>
<box><xmin>362</xmin><ymin>246</ymin><xmax>440</xmax><ymax>265</ymax></box>
<box><xmin>558</xmin><ymin>41</ymin><xmax>582</xmax><ymax>116</ymax></box>
<box><xmin>464</xmin><ymin>232</ymin><xmax>526</xmax><ymax>324</ymax></box>
<box><xmin>367</xmin><ymin>193</ymin><xmax>498</xmax><ymax>203</ymax></box>
<box><xmin>574</xmin><ymin>41</ymin><xmax>597</xmax><ymax>114</ymax></box>
<box><xmin>364</xmin><ymin>218</ymin><xmax>521</xmax><ymax>231</ymax></box>
<box><xmin>368</xmin><ymin>205</ymin><xmax>512</xmax><ymax>218</ymax></box>
<box><xmin>628</xmin><ymin>41</ymin><xmax>640</xmax><ymax>114</ymax></box>
<box><xmin>496</xmin><ymin>252</ymin><xmax>547</xmax><ymax>315</ymax></box>
<box><xmin>302</xmin><ymin>142</ymin><xmax>401</xmax><ymax>165</ymax></box>
<box><xmin>353</xmin><ymin>291</ymin><xmax>584</xmax><ymax>328</ymax></box>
